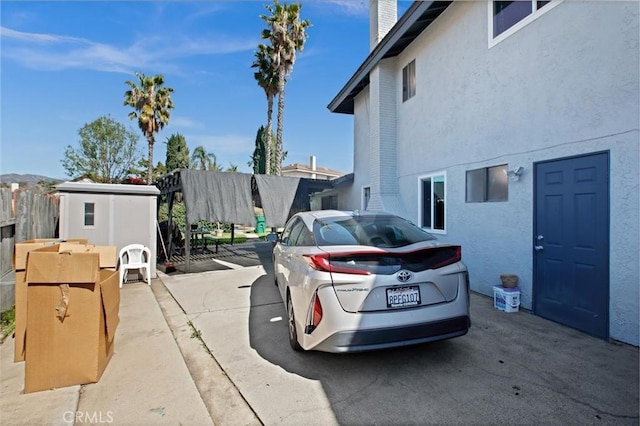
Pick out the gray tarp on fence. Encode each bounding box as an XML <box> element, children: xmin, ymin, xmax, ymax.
<box><xmin>254</xmin><ymin>175</ymin><xmax>301</xmax><ymax>227</ymax></box>
<box><xmin>181</xmin><ymin>170</ymin><xmax>255</xmax><ymax>225</ymax></box>
<box><xmin>164</xmin><ymin>170</ymin><xmax>303</xmax><ymax>229</ymax></box>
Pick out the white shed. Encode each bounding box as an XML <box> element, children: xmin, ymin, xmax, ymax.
<box><xmin>57</xmin><ymin>182</ymin><xmax>159</xmax><ymax>277</ymax></box>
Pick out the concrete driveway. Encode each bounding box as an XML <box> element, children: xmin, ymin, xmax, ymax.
<box><xmin>159</xmin><ymin>241</ymin><xmax>639</xmax><ymax>425</ymax></box>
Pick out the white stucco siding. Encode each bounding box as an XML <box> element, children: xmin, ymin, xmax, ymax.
<box><xmin>608</xmin><ymin>134</ymin><xmax>640</xmax><ymax>346</ymax></box>
<box><xmin>367</xmin><ymin>59</ymin><xmax>402</xmax><ymax>212</ymax></box>
<box><xmin>348</xmin><ymin>90</ymin><xmax>372</xmax><ymax>210</ymax></box>
<box><xmin>388</xmin><ymin>1</ymin><xmax>638</xmax><ymax>344</ymax></box>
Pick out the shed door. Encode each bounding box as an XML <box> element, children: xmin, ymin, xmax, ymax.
<box><xmin>533</xmin><ymin>152</ymin><xmax>609</xmax><ymax>339</ymax></box>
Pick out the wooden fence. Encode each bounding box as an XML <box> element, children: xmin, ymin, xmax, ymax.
<box><xmin>0</xmin><ymin>188</ymin><xmax>58</xmax><ymax>311</ymax></box>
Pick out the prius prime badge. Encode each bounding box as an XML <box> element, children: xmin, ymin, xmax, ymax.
<box><xmin>397</xmin><ymin>270</ymin><xmax>412</xmax><ymax>283</ymax></box>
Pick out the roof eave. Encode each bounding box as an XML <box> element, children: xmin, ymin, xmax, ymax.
<box><xmin>327</xmin><ymin>1</ymin><xmax>451</xmax><ymax>115</ymax></box>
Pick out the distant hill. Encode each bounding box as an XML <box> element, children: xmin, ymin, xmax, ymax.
<box><xmin>0</xmin><ymin>174</ymin><xmax>64</xmax><ymax>186</ymax></box>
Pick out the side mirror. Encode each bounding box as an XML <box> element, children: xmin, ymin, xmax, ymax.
<box><xmin>265</xmin><ymin>233</ymin><xmax>279</xmax><ymax>243</ymax></box>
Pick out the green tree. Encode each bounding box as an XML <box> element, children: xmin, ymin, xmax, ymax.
<box><xmin>62</xmin><ymin>115</ymin><xmax>141</xmax><ymax>183</ymax></box>
<box><xmin>123</xmin><ymin>72</ymin><xmax>174</xmax><ymax>184</ymax></box>
<box><xmin>154</xmin><ymin>161</ymin><xmax>167</xmax><ymax>179</ymax></box>
<box><xmin>165</xmin><ymin>133</ymin><xmax>190</xmax><ymax>172</ymax></box>
<box><xmin>226</xmin><ymin>163</ymin><xmax>239</xmax><ymax>173</ymax></box>
<box><xmin>158</xmin><ymin>201</ymin><xmax>186</xmax><ymax>233</ymax></box>
<box><xmin>252</xmin><ymin>43</ymin><xmax>279</xmax><ymax>175</ymax></box>
<box><xmin>191</xmin><ymin>146</ymin><xmax>221</xmax><ymax>171</ymax></box>
<box><xmin>260</xmin><ymin>1</ymin><xmax>310</xmax><ymax>176</ymax></box>
<box><xmin>210</xmin><ymin>162</ymin><xmax>223</xmax><ymax>172</ymax></box>
<box><xmin>128</xmin><ymin>159</ymin><xmax>166</xmax><ymax>182</ymax></box>
<box><xmin>248</xmin><ymin>125</ymin><xmax>278</xmax><ymax>174</ymax></box>
<box><xmin>249</xmin><ymin>126</ymin><xmax>266</xmax><ymax>174</ymax></box>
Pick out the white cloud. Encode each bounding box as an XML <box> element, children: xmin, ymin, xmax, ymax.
<box><xmin>0</xmin><ymin>26</ymin><xmax>257</xmax><ymax>75</ymax></box>
<box><xmin>1</xmin><ymin>27</ymin><xmax>83</xmax><ymax>43</ymax></box>
<box><xmin>183</xmin><ymin>3</ymin><xmax>229</xmax><ymax>22</ymax></box>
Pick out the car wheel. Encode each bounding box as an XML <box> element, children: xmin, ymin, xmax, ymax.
<box><xmin>272</xmin><ymin>257</ymin><xmax>278</xmax><ymax>286</ymax></box>
<box><xmin>287</xmin><ymin>293</ymin><xmax>303</xmax><ymax>351</ymax></box>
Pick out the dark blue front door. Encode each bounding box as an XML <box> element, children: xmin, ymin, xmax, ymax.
<box><xmin>533</xmin><ymin>152</ymin><xmax>609</xmax><ymax>339</ymax></box>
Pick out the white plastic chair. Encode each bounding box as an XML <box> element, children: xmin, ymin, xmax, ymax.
<box><xmin>118</xmin><ymin>244</ymin><xmax>152</xmax><ymax>288</ymax></box>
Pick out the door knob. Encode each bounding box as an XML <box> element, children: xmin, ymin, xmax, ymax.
<box><xmin>534</xmin><ymin>245</ymin><xmax>544</xmax><ymax>251</ymax></box>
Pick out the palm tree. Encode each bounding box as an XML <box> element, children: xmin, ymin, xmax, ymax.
<box><xmin>226</xmin><ymin>163</ymin><xmax>239</xmax><ymax>173</ymax></box>
<box><xmin>251</xmin><ymin>43</ymin><xmax>279</xmax><ymax>175</ymax></box>
<box><xmin>191</xmin><ymin>145</ymin><xmax>218</xmax><ymax>171</ymax></box>
<box><xmin>123</xmin><ymin>72</ymin><xmax>174</xmax><ymax>184</ymax></box>
<box><xmin>260</xmin><ymin>0</ymin><xmax>310</xmax><ymax>176</ymax></box>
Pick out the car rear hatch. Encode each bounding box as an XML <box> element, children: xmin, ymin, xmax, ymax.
<box><xmin>312</xmin><ymin>244</ymin><xmax>463</xmax><ymax>313</ymax></box>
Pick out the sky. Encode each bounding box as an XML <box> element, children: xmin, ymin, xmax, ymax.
<box><xmin>1</xmin><ymin>1</ymin><xmax>412</xmax><ymax>180</ymax></box>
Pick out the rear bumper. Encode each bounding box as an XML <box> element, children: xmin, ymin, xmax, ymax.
<box><xmin>313</xmin><ymin>315</ymin><xmax>470</xmax><ymax>353</ymax></box>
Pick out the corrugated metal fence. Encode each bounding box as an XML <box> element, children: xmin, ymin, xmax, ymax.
<box><xmin>0</xmin><ymin>188</ymin><xmax>58</xmax><ymax>311</ymax></box>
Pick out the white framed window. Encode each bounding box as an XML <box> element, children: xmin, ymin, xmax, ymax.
<box><xmin>402</xmin><ymin>60</ymin><xmax>416</xmax><ymax>102</ymax></box>
<box><xmin>418</xmin><ymin>172</ymin><xmax>446</xmax><ymax>233</ymax></box>
<box><xmin>362</xmin><ymin>186</ymin><xmax>371</xmax><ymax>210</ymax></box>
<box><xmin>83</xmin><ymin>202</ymin><xmax>95</xmax><ymax>227</ymax></box>
<box><xmin>466</xmin><ymin>164</ymin><xmax>508</xmax><ymax>202</ymax></box>
<box><xmin>489</xmin><ymin>0</ymin><xmax>561</xmax><ymax>47</ymax></box>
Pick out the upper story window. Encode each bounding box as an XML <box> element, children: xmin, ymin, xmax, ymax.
<box><xmin>491</xmin><ymin>1</ymin><xmax>559</xmax><ymax>45</ymax></box>
<box><xmin>84</xmin><ymin>202</ymin><xmax>95</xmax><ymax>226</ymax></box>
<box><xmin>419</xmin><ymin>172</ymin><xmax>446</xmax><ymax>233</ymax></box>
<box><xmin>402</xmin><ymin>60</ymin><xmax>416</xmax><ymax>102</ymax></box>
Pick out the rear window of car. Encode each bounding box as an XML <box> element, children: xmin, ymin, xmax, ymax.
<box><xmin>313</xmin><ymin>214</ymin><xmax>435</xmax><ymax>247</ymax></box>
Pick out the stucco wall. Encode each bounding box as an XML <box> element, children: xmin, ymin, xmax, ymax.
<box><xmin>349</xmin><ymin>90</ymin><xmax>372</xmax><ymax>210</ymax></box>
<box><xmin>343</xmin><ymin>1</ymin><xmax>639</xmax><ymax>345</ymax></box>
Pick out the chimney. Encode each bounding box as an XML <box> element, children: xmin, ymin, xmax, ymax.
<box><xmin>369</xmin><ymin>0</ymin><xmax>397</xmax><ymax>51</ymax></box>
<box><xmin>310</xmin><ymin>155</ymin><xmax>317</xmax><ymax>179</ymax></box>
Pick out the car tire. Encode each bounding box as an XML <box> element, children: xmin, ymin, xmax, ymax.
<box><xmin>272</xmin><ymin>257</ymin><xmax>278</xmax><ymax>286</ymax></box>
<box><xmin>287</xmin><ymin>293</ymin><xmax>303</xmax><ymax>351</ymax></box>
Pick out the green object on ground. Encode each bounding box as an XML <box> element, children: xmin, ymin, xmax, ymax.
<box><xmin>255</xmin><ymin>215</ymin><xmax>266</xmax><ymax>234</ymax></box>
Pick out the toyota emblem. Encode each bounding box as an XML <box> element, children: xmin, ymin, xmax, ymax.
<box><xmin>397</xmin><ymin>270</ymin><xmax>412</xmax><ymax>283</ymax></box>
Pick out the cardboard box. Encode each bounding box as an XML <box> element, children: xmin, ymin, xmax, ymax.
<box><xmin>24</xmin><ymin>246</ymin><xmax>120</xmax><ymax>393</ymax></box>
<box><xmin>14</xmin><ymin>238</ymin><xmax>88</xmax><ymax>270</ymax></box>
<box><xmin>14</xmin><ymin>239</ymin><xmax>86</xmax><ymax>363</ymax></box>
<box><xmin>13</xmin><ymin>241</ymin><xmax>117</xmax><ymax>362</ymax></box>
<box><xmin>89</xmin><ymin>244</ymin><xmax>118</xmax><ymax>269</ymax></box>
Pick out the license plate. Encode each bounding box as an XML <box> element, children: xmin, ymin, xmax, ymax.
<box><xmin>386</xmin><ymin>286</ymin><xmax>421</xmax><ymax>308</ymax></box>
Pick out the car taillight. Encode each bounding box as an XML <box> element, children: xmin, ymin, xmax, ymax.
<box><xmin>303</xmin><ymin>254</ymin><xmax>371</xmax><ymax>275</ymax></box>
<box><xmin>431</xmin><ymin>246</ymin><xmax>461</xmax><ymax>269</ymax></box>
<box><xmin>312</xmin><ymin>295</ymin><xmax>323</xmax><ymax>327</ymax></box>
<box><xmin>305</xmin><ymin>293</ymin><xmax>323</xmax><ymax>334</ymax></box>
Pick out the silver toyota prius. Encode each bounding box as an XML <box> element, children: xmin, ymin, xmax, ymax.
<box><xmin>271</xmin><ymin>210</ymin><xmax>470</xmax><ymax>353</ymax></box>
